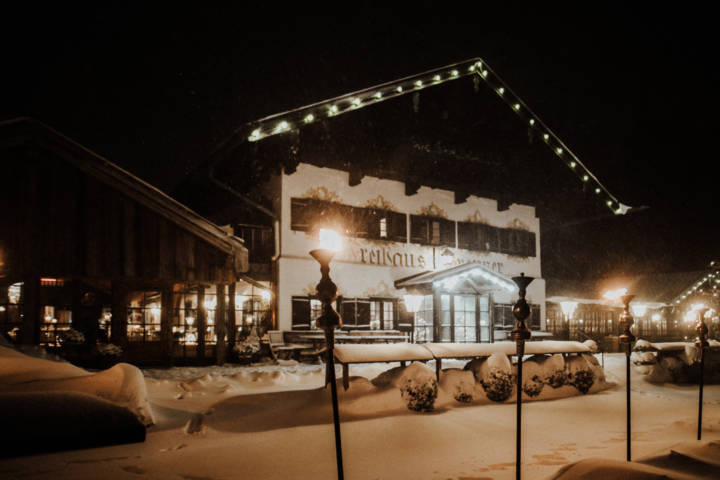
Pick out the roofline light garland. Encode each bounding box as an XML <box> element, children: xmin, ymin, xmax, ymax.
<box><xmin>226</xmin><ymin>57</ymin><xmax>630</xmax><ymax>215</ymax></box>
<box><xmin>672</xmin><ymin>272</ymin><xmax>717</xmax><ymax>305</ymax></box>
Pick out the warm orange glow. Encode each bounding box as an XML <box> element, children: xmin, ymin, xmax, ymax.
<box><xmin>603</xmin><ymin>288</ymin><xmax>628</xmax><ymax>301</ymax></box>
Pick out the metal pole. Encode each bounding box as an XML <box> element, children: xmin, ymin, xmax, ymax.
<box><xmin>324</xmin><ymin>326</ymin><xmax>344</xmax><ymax>480</ymax></box>
<box><xmin>511</xmin><ymin>273</ymin><xmax>534</xmax><ymax>480</ymax></box>
<box><xmin>619</xmin><ymin>294</ymin><xmax>635</xmax><ymax>463</ymax></box>
<box><xmin>696</xmin><ymin>307</ymin><xmax>708</xmax><ymax>441</ymax></box>
<box><xmin>515</xmin><ymin>343</ymin><xmax>525</xmax><ymax>480</ymax></box>
<box><xmin>625</xmin><ymin>342</ymin><xmax>631</xmax><ymax>462</ymax></box>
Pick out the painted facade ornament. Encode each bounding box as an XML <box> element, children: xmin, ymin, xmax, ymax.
<box><xmin>418</xmin><ymin>202</ymin><xmax>448</xmax><ymax>218</ymax></box>
<box><xmin>465</xmin><ymin>210</ymin><xmax>489</xmax><ymax>224</ymax></box>
<box><xmin>302</xmin><ymin>186</ymin><xmax>342</xmax><ymax>203</ymax></box>
<box><xmin>364</xmin><ymin>195</ymin><xmax>397</xmax><ymax>211</ymax></box>
<box><xmin>362</xmin><ymin>280</ymin><xmax>396</xmax><ymax>298</ymax></box>
<box><xmin>509</xmin><ymin>218</ymin><xmax>531</xmax><ymax>231</ymax></box>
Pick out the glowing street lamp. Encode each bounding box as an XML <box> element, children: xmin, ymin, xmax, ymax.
<box><xmin>604</xmin><ymin>288</ymin><xmax>635</xmax><ymax>461</ymax></box>
<box><xmin>309</xmin><ymin>228</ymin><xmax>344</xmax><ymax>480</ymax></box>
<box><xmin>559</xmin><ymin>301</ymin><xmax>577</xmax><ymax>340</ymax></box>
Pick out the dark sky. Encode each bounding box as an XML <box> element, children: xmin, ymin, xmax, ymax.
<box><xmin>3</xmin><ymin>5</ymin><xmax>718</xmax><ymax>279</ymax></box>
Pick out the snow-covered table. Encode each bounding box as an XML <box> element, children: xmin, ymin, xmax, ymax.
<box><xmin>423</xmin><ymin>341</ymin><xmax>592</xmax><ymax>381</ymax></box>
<box><xmin>333</xmin><ymin>341</ymin><xmax>592</xmax><ymax>389</ymax></box>
<box><xmin>333</xmin><ymin>344</ymin><xmax>434</xmax><ymax>389</ymax></box>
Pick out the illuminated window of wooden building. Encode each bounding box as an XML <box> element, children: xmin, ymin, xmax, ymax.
<box><xmin>40</xmin><ymin>305</ymin><xmax>73</xmax><ymax>347</ymax></box>
<box><xmin>291</xmin><ymin>296</ymin><xmax>325</xmax><ymax>330</ymax></box>
<box><xmin>235</xmin><ymin>294</ymin><xmax>270</xmax><ymax>339</ymax></box>
<box><xmin>413</xmin><ymin>295</ymin><xmax>434</xmax><ymax>343</ymax></box>
<box><xmin>127</xmin><ymin>291</ymin><xmax>162</xmax><ymax>342</ymax></box>
<box><xmin>173</xmin><ymin>288</ymin><xmax>199</xmax><ymax>349</ymax></box>
<box><xmin>203</xmin><ymin>291</ymin><xmax>217</xmax><ymax>345</ymax></box>
<box><xmin>369</xmin><ymin>299</ymin><xmax>396</xmax><ymax>330</ymax></box>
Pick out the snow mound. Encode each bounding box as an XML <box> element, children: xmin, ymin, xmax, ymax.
<box><xmin>582</xmin><ymin>339</ymin><xmax>598</xmax><ymax>352</ymax></box>
<box><xmin>632</xmin><ymin>351</ymin><xmax>657</xmax><ymax>365</ymax></box>
<box><xmin>542</xmin><ymin>353</ymin><xmax>568</xmax><ymax>388</ymax></box>
<box><xmin>0</xmin><ymin>345</ymin><xmax>153</xmax><ymax>425</ymax></box>
<box><xmin>439</xmin><ymin>368</ymin><xmax>476</xmax><ymax>403</ymax></box>
<box><xmin>0</xmin><ymin>391</ymin><xmax>145</xmax><ymax>458</ymax></box>
<box><xmin>634</xmin><ymin>339</ymin><xmax>655</xmax><ymax>351</ymax></box>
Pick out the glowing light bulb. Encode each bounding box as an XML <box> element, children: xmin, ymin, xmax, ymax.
<box><xmin>328</xmin><ymin>105</ymin><xmax>339</xmax><ymax>116</ymax></box>
<box><xmin>469</xmin><ymin>65</ymin><xmax>475</xmax><ymax>72</ymax></box>
<box><xmin>595</xmin><ymin>187</ymin><xmax>601</xmax><ymax>194</ymax></box>
<box><xmin>514</xmin><ymin>103</ymin><xmax>520</xmax><ymax>110</ymax></box>
<box><xmin>582</xmin><ymin>175</ymin><xmax>589</xmax><ymax>181</ymax></box>
<box><xmin>451</xmin><ymin>69</ymin><xmax>459</xmax><ymax>76</ymax></box>
<box><xmin>543</xmin><ymin>134</ymin><xmax>549</xmax><ymax>141</ymax></box>
<box><xmin>374</xmin><ymin>92</ymin><xmax>382</xmax><ymax>99</ymax></box>
<box><xmin>433</xmin><ymin>74</ymin><xmax>441</xmax><ymax>81</ymax></box>
<box><xmin>248</xmin><ymin>129</ymin><xmax>261</xmax><ymax>141</ymax></box>
<box><xmin>274</xmin><ymin>121</ymin><xmax>289</xmax><ymax>133</ymax></box>
<box><xmin>555</xmin><ymin>147</ymin><xmax>563</xmax><ymax>154</ymax></box>
<box><xmin>497</xmin><ymin>87</ymin><xmax>504</xmax><ymax>95</ymax></box>
<box><xmin>319</xmin><ymin>228</ymin><xmax>342</xmax><ymax>252</ymax></box>
<box><xmin>396</xmin><ymin>86</ymin><xmax>403</xmax><ymax>93</ymax></box>
<box><xmin>303</xmin><ymin>114</ymin><xmax>314</xmax><ymax>123</ymax></box>
<box><xmin>569</xmin><ymin>161</ymin><xmax>576</xmax><ymax>168</ymax></box>
<box><xmin>351</xmin><ymin>98</ymin><xmax>361</xmax><ymax>108</ymax></box>
<box><xmin>482</xmin><ymin>70</ymin><xmax>488</xmax><ymax>78</ymax></box>
<box><xmin>529</xmin><ymin>119</ymin><xmax>535</xmax><ymax>125</ymax></box>
<box><xmin>415</xmin><ymin>80</ymin><xmax>423</xmax><ymax>87</ymax></box>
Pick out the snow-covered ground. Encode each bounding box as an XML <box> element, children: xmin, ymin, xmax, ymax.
<box><xmin>1</xmin><ymin>350</ymin><xmax>720</xmax><ymax>479</ymax></box>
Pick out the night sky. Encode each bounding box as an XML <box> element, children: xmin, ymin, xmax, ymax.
<box><xmin>3</xmin><ymin>5</ymin><xmax>718</xmax><ymax>279</ymax></box>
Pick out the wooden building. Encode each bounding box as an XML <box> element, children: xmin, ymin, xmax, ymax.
<box><xmin>0</xmin><ymin>118</ymin><xmax>265</xmax><ymax>365</ymax></box>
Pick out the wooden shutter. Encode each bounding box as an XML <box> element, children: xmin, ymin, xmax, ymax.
<box><xmin>439</xmin><ymin>218</ymin><xmax>455</xmax><ymax>247</ymax></box>
<box><xmin>291</xmin><ymin>297</ymin><xmax>311</xmax><ymax>329</ymax></box>
<box><xmin>410</xmin><ymin>215</ymin><xmax>428</xmax><ymax>244</ymax></box>
<box><xmin>457</xmin><ymin>221</ymin><xmax>474</xmax><ymax>250</ymax></box>
<box><xmin>342</xmin><ymin>299</ymin><xmax>357</xmax><ymax>327</ymax></box>
<box><xmin>389</xmin><ymin>211</ymin><xmax>407</xmax><ymax>243</ymax></box>
<box><xmin>356</xmin><ymin>299</ymin><xmax>371</xmax><ymax>327</ymax></box>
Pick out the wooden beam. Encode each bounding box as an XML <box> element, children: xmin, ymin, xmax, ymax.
<box><xmin>110</xmin><ymin>280</ymin><xmax>128</xmax><ymax>347</ymax></box>
<box><xmin>197</xmin><ymin>286</ymin><xmax>206</xmax><ymax>360</ymax></box>
<box><xmin>21</xmin><ymin>277</ymin><xmax>40</xmax><ymax>345</ymax></box>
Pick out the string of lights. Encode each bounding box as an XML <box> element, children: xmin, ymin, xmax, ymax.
<box><xmin>673</xmin><ymin>272</ymin><xmax>719</xmax><ymax>305</ymax></box>
<box><xmin>231</xmin><ymin>57</ymin><xmax>631</xmax><ymax>215</ymax></box>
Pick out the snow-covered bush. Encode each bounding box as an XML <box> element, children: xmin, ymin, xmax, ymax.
<box><xmin>234</xmin><ymin>327</ymin><xmax>261</xmax><ymax>357</ymax></box>
<box><xmin>370</xmin><ymin>365</ymin><xmax>404</xmax><ymax>388</ymax></box>
<box><xmin>467</xmin><ymin>353</ymin><xmax>514</xmax><ymax>402</ymax></box>
<box><xmin>520</xmin><ymin>357</ymin><xmax>544</xmax><ymax>397</ymax></box>
<box><xmin>633</xmin><ymin>339</ymin><xmax>654</xmax><ymax>351</ymax></box>
<box><xmin>439</xmin><ymin>369</ymin><xmax>476</xmax><ymax>403</ymax></box>
<box><xmin>631</xmin><ymin>351</ymin><xmax>656</xmax><ymax>365</ymax></box>
<box><xmin>582</xmin><ymin>353</ymin><xmax>606</xmax><ymax>384</ymax></box>
<box><xmin>543</xmin><ymin>354</ymin><xmax>567</xmax><ymax>388</ymax></box>
<box><xmin>61</xmin><ymin>329</ymin><xmax>85</xmax><ymax>345</ymax></box>
<box><xmin>397</xmin><ymin>362</ymin><xmax>438</xmax><ymax>412</ymax></box>
<box><xmin>566</xmin><ymin>355</ymin><xmax>595</xmax><ymax>394</ymax></box>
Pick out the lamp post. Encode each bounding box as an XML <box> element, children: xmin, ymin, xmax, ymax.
<box><xmin>694</xmin><ymin>305</ymin><xmax>709</xmax><ymax>440</ymax></box>
<box><xmin>618</xmin><ymin>293</ymin><xmax>635</xmax><ymax>462</ymax></box>
<box><xmin>511</xmin><ymin>273</ymin><xmax>534</xmax><ymax>480</ymax></box>
<box><xmin>309</xmin><ymin>229</ymin><xmax>344</xmax><ymax>480</ymax></box>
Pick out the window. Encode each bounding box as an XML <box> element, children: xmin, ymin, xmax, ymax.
<box><xmin>291</xmin><ymin>296</ymin><xmax>324</xmax><ymax>330</ymax></box>
<box><xmin>127</xmin><ymin>291</ymin><xmax>162</xmax><ymax>343</ymax></box>
<box><xmin>457</xmin><ymin>222</ymin><xmax>536</xmax><ymax>257</ymax></box>
<box><xmin>370</xmin><ymin>299</ymin><xmax>396</xmax><ymax>330</ymax></box>
<box><xmin>453</xmin><ymin>295</ymin><xmax>477</xmax><ymax>343</ymax></box>
<box><xmin>494</xmin><ymin>303</ymin><xmax>541</xmax><ymax>330</ymax></box>
<box><xmin>410</xmin><ymin>215</ymin><xmax>454</xmax><ymax>246</ymax></box>
<box><xmin>413</xmin><ymin>295</ymin><xmax>434</xmax><ymax>342</ymax></box>
<box><xmin>39</xmin><ymin>305</ymin><xmax>72</xmax><ymax>347</ymax></box>
<box><xmin>341</xmin><ymin>298</ymin><xmax>371</xmax><ymax>329</ymax></box>
<box><xmin>379</xmin><ymin>218</ymin><xmax>387</xmax><ymax>238</ymax></box>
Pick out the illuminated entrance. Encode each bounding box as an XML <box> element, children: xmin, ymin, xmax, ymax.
<box><xmin>395</xmin><ymin>263</ymin><xmax>516</xmax><ymax>343</ymax></box>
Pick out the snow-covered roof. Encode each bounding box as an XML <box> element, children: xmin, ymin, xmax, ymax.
<box><xmin>394</xmin><ymin>262</ymin><xmax>516</xmax><ymax>292</ymax></box>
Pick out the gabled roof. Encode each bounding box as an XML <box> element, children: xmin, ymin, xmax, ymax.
<box><xmin>0</xmin><ymin>118</ymin><xmax>248</xmax><ymax>269</ymax></box>
<box><xmin>546</xmin><ymin>271</ymin><xmax>710</xmax><ymax>307</ymax></box>
<box><xmin>395</xmin><ymin>262</ymin><xmax>516</xmax><ymax>292</ymax></box>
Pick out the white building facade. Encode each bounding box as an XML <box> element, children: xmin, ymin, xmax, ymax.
<box><xmin>269</xmin><ymin>163</ymin><xmax>545</xmax><ymax>342</ymax></box>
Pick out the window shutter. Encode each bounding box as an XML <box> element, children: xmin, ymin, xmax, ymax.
<box><xmin>389</xmin><ymin>211</ymin><xmax>407</xmax><ymax>243</ymax></box>
<box><xmin>291</xmin><ymin>297</ymin><xmax>311</xmax><ymax>329</ymax></box>
<box><xmin>410</xmin><ymin>215</ymin><xmax>428</xmax><ymax>244</ymax></box>
<box><xmin>356</xmin><ymin>299</ymin><xmax>371</xmax><ymax>327</ymax></box>
<box><xmin>290</xmin><ymin>198</ymin><xmax>311</xmax><ymax>232</ymax></box>
<box><xmin>342</xmin><ymin>299</ymin><xmax>357</xmax><ymax>327</ymax></box>
<box><xmin>440</xmin><ymin>218</ymin><xmax>455</xmax><ymax>247</ymax></box>
<box><xmin>457</xmin><ymin>222</ymin><xmax>473</xmax><ymax>249</ymax></box>
<box><xmin>498</xmin><ymin>228</ymin><xmax>511</xmax><ymax>254</ymax></box>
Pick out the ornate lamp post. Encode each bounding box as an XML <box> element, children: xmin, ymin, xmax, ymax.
<box><xmin>619</xmin><ymin>293</ymin><xmax>635</xmax><ymax>462</ymax></box>
<box><xmin>310</xmin><ymin>228</ymin><xmax>344</xmax><ymax>480</ymax></box>
<box><xmin>693</xmin><ymin>304</ymin><xmax>709</xmax><ymax>440</ymax></box>
<box><xmin>511</xmin><ymin>273</ymin><xmax>534</xmax><ymax>480</ymax></box>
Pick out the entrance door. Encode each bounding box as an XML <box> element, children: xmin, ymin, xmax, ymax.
<box><xmin>453</xmin><ymin>294</ymin><xmax>476</xmax><ymax>342</ymax></box>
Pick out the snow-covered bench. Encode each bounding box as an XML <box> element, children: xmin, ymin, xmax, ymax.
<box><xmin>423</xmin><ymin>341</ymin><xmax>593</xmax><ymax>380</ymax></box>
<box><xmin>333</xmin><ymin>340</ymin><xmax>594</xmax><ymax>389</ymax></box>
<box><xmin>333</xmin><ymin>344</ymin><xmax>434</xmax><ymax>389</ymax></box>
